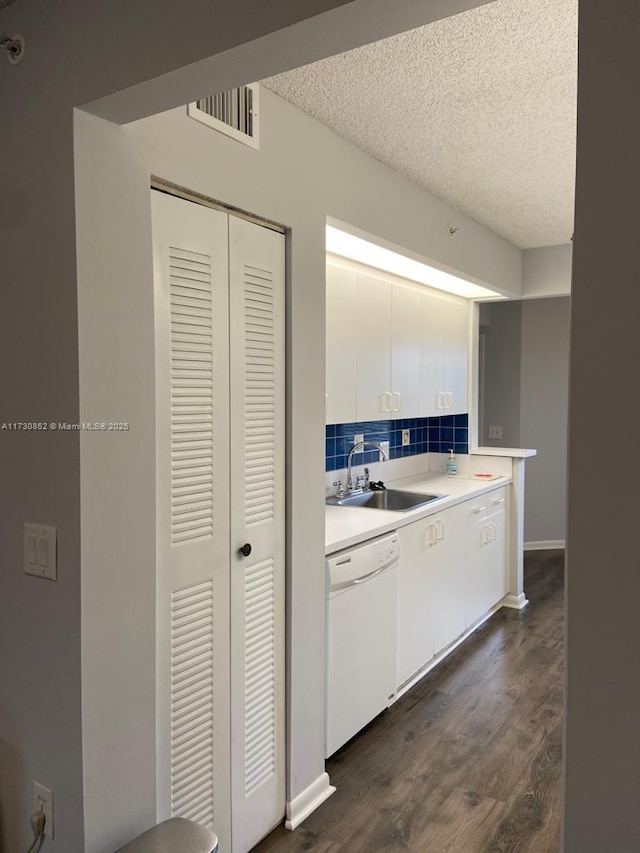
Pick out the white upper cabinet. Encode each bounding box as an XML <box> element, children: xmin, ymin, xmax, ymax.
<box><xmin>355</xmin><ymin>272</ymin><xmax>392</xmax><ymax>421</ymax></box>
<box><xmin>326</xmin><ymin>259</ymin><xmax>470</xmax><ymax>424</ymax></box>
<box><xmin>419</xmin><ymin>291</ymin><xmax>446</xmax><ymax>417</ymax></box>
<box><xmin>391</xmin><ymin>284</ymin><xmax>423</xmax><ymax>419</ymax></box>
<box><xmin>420</xmin><ymin>293</ymin><xmax>469</xmax><ymax>417</ymax></box>
<box><xmin>326</xmin><ymin>263</ymin><xmax>357</xmax><ymax>424</ymax></box>
<box><xmin>443</xmin><ymin>299</ymin><xmax>469</xmax><ymax>416</ymax></box>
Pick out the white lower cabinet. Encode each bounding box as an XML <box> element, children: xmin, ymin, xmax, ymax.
<box><xmin>396</xmin><ymin>488</ymin><xmax>508</xmax><ymax>690</ymax></box>
<box><xmin>464</xmin><ymin>490</ymin><xmax>508</xmax><ymax>628</ymax></box>
<box><xmin>397</xmin><ymin>503</ymin><xmax>465</xmax><ymax>686</ymax></box>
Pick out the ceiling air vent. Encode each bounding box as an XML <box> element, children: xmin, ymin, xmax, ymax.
<box><xmin>188</xmin><ymin>83</ymin><xmax>259</xmax><ymax>150</ymax></box>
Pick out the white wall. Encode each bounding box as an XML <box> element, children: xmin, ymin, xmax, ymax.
<box><xmin>522</xmin><ymin>243</ymin><xmax>572</xmax><ymax>297</ymax></box>
<box><xmin>520</xmin><ymin>298</ymin><xmax>570</xmax><ymax>545</ymax></box>
<box><xmin>564</xmin><ymin>3</ymin><xmax>640</xmax><ymax>850</ymax></box>
<box><xmin>75</xmin><ymin>114</ymin><xmax>159</xmax><ymax>851</ymax></box>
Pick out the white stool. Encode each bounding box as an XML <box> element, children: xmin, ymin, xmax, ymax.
<box><xmin>116</xmin><ymin>818</ymin><xmax>218</xmax><ymax>853</ymax></box>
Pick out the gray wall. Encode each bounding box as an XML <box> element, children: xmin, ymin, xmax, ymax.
<box><xmin>520</xmin><ymin>298</ymin><xmax>570</xmax><ymax>545</ymax></box>
<box><xmin>564</xmin><ymin>2</ymin><xmax>640</xmax><ymax>850</ymax></box>
<box><xmin>481</xmin><ymin>300</ymin><xmax>523</xmax><ymax>448</ymax></box>
<box><xmin>480</xmin><ymin>297</ymin><xmax>570</xmax><ymax>545</ymax></box>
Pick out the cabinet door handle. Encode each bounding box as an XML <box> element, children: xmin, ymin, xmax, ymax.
<box><xmin>436</xmin><ymin>519</ymin><xmax>444</xmax><ymax>541</ymax></box>
<box><xmin>381</xmin><ymin>392</ymin><xmax>392</xmax><ymax>413</ymax></box>
<box><xmin>445</xmin><ymin>391</ymin><xmax>453</xmax><ymax>409</ymax></box>
<box><xmin>490</xmin><ymin>523</ymin><xmax>497</xmax><ymax>541</ymax></box>
<box><xmin>436</xmin><ymin>392</ymin><xmax>445</xmax><ymax>410</ymax></box>
<box><xmin>481</xmin><ymin>526</ymin><xmax>490</xmax><ymax>545</ymax></box>
<box><xmin>472</xmin><ymin>505</ymin><xmax>486</xmax><ymax>515</ymax></box>
<box><xmin>426</xmin><ymin>523</ymin><xmax>437</xmax><ymax>547</ymax></box>
<box><xmin>392</xmin><ymin>391</ymin><xmax>401</xmax><ymax>412</ymax></box>
<box><xmin>491</xmin><ymin>497</ymin><xmax>505</xmax><ymax>506</ymax></box>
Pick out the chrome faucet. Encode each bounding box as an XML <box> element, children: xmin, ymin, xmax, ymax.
<box><xmin>346</xmin><ymin>441</ymin><xmax>389</xmax><ymax>492</ymax></box>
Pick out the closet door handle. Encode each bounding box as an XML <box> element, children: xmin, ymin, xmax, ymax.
<box><xmin>445</xmin><ymin>391</ymin><xmax>453</xmax><ymax>409</ymax></box>
<box><xmin>392</xmin><ymin>392</ymin><xmax>401</xmax><ymax>412</ymax></box>
<box><xmin>239</xmin><ymin>543</ymin><xmax>252</xmax><ymax>557</ymax></box>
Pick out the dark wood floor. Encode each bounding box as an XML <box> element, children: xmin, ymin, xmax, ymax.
<box><xmin>254</xmin><ymin>550</ymin><xmax>565</xmax><ymax>853</ymax></box>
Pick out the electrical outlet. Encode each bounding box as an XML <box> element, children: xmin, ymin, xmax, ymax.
<box><xmin>33</xmin><ymin>781</ymin><xmax>54</xmax><ymax>839</ymax></box>
<box><xmin>354</xmin><ymin>434</ymin><xmax>364</xmax><ymax>446</ymax></box>
<box><xmin>488</xmin><ymin>425</ymin><xmax>503</xmax><ymax>440</ymax></box>
<box><xmin>380</xmin><ymin>440</ymin><xmax>390</xmax><ymax>460</ymax></box>
<box><xmin>402</xmin><ymin>429</ymin><xmax>410</xmax><ymax>446</ymax></box>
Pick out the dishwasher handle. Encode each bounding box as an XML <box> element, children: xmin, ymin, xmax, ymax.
<box><xmin>352</xmin><ymin>563</ymin><xmax>394</xmax><ymax>585</ymax></box>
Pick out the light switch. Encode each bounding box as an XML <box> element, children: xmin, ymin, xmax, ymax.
<box><xmin>489</xmin><ymin>425</ymin><xmax>503</xmax><ymax>440</ymax></box>
<box><xmin>24</xmin><ymin>524</ymin><xmax>57</xmax><ymax>580</ymax></box>
<box><xmin>37</xmin><ymin>538</ymin><xmax>48</xmax><ymax>567</ymax></box>
<box><xmin>27</xmin><ymin>535</ymin><xmax>37</xmax><ymax>564</ymax></box>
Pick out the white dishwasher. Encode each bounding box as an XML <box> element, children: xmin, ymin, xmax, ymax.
<box><xmin>326</xmin><ymin>532</ymin><xmax>399</xmax><ymax>757</ymax></box>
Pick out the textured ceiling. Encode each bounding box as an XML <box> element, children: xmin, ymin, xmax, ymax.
<box><xmin>263</xmin><ymin>0</ymin><xmax>577</xmax><ymax>249</ymax></box>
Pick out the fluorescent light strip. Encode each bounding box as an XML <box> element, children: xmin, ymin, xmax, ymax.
<box><xmin>326</xmin><ymin>226</ymin><xmax>502</xmax><ymax>300</ymax></box>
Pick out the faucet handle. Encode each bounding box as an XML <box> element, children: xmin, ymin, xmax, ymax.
<box><xmin>333</xmin><ymin>480</ymin><xmax>345</xmax><ymax>498</ymax></box>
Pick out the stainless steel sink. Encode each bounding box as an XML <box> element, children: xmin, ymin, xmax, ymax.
<box><xmin>326</xmin><ymin>489</ymin><xmax>445</xmax><ymax>512</ymax></box>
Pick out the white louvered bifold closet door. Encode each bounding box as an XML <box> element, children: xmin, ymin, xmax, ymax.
<box><xmin>152</xmin><ymin>191</ymin><xmax>285</xmax><ymax>853</ymax></box>
<box><xmin>228</xmin><ymin>217</ymin><xmax>285</xmax><ymax>853</ymax></box>
<box><xmin>152</xmin><ymin>191</ymin><xmax>232</xmax><ymax>850</ymax></box>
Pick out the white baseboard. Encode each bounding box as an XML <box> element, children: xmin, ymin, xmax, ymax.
<box><xmin>285</xmin><ymin>772</ymin><xmax>336</xmax><ymax>831</ymax></box>
<box><xmin>502</xmin><ymin>592</ymin><xmax>529</xmax><ymax>610</ymax></box>
<box><xmin>524</xmin><ymin>540</ymin><xmax>565</xmax><ymax>551</ymax></box>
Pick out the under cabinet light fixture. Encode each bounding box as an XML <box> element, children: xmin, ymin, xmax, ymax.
<box><xmin>326</xmin><ymin>225</ymin><xmax>504</xmax><ymax>300</ymax></box>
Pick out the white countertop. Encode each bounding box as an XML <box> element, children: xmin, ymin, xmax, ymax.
<box><xmin>326</xmin><ymin>471</ymin><xmax>511</xmax><ymax>555</ymax></box>
<box><xmin>470</xmin><ymin>446</ymin><xmax>537</xmax><ymax>458</ymax></box>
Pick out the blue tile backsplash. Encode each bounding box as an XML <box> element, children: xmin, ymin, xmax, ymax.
<box><xmin>325</xmin><ymin>414</ymin><xmax>469</xmax><ymax>472</ymax></box>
